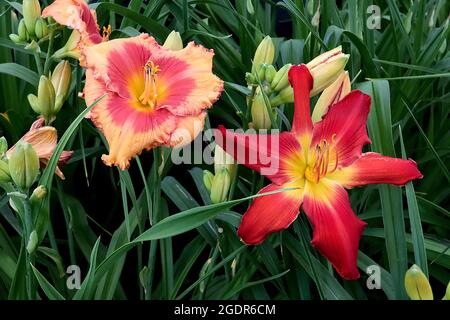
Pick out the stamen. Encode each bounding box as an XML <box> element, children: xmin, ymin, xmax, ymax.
<box><xmin>102</xmin><ymin>25</ymin><xmax>111</xmax><ymax>41</ymax></box>
<box><xmin>308</xmin><ymin>135</ymin><xmax>339</xmax><ymax>183</ymax></box>
<box><xmin>139</xmin><ymin>60</ymin><xmax>161</xmax><ymax>108</ymax></box>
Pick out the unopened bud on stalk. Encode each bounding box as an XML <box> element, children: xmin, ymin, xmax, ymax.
<box><xmin>214</xmin><ymin>145</ymin><xmax>236</xmax><ymax>179</ymax></box>
<box><xmin>53</xmin><ymin>31</ymin><xmax>81</xmax><ymax>60</ymax></box>
<box><xmin>405</xmin><ymin>264</ymin><xmax>433</xmax><ymax>300</ymax></box>
<box><xmin>0</xmin><ymin>137</ymin><xmax>8</xmax><ymax>155</ymax></box>
<box><xmin>210</xmin><ymin>168</ymin><xmax>231</xmax><ymax>204</ymax></box>
<box><xmin>270</xmin><ymin>64</ymin><xmax>292</xmax><ymax>91</ymax></box>
<box><xmin>269</xmin><ymin>85</ymin><xmax>294</xmax><ymax>107</ymax></box>
<box><xmin>9</xmin><ymin>34</ymin><xmax>22</xmax><ymax>44</ymax></box>
<box><xmin>312</xmin><ymin>71</ymin><xmax>351</xmax><ymax>123</ymax></box>
<box><xmin>163</xmin><ymin>31</ymin><xmax>183</xmax><ymax>51</ymax></box>
<box><xmin>264</xmin><ymin>65</ymin><xmax>276</xmax><ymax>83</ymax></box>
<box><xmin>203</xmin><ymin>170</ymin><xmax>214</xmax><ymax>193</ymax></box>
<box><xmin>305</xmin><ymin>46</ymin><xmax>349</xmax><ymax>96</ymax></box>
<box><xmin>252</xmin><ymin>36</ymin><xmax>275</xmax><ymax>74</ymax></box>
<box><xmin>257</xmin><ymin>64</ymin><xmax>267</xmax><ymax>82</ymax></box>
<box><xmin>251</xmin><ymin>87</ymin><xmax>272</xmax><ymax>129</ymax></box>
<box><xmin>51</xmin><ymin>60</ymin><xmax>72</xmax><ymax>113</ymax></box>
<box><xmin>30</xmin><ymin>185</ymin><xmax>47</xmax><ymax>202</ymax></box>
<box><xmin>245</xmin><ymin>72</ymin><xmax>256</xmax><ymax>85</ymax></box>
<box><xmin>34</xmin><ymin>18</ymin><xmax>48</xmax><ymax>39</ymax></box>
<box><xmin>18</xmin><ymin>19</ymin><xmax>29</xmax><ymax>41</ymax></box>
<box><xmin>27</xmin><ymin>230</ymin><xmax>38</xmax><ymax>254</ymax></box>
<box><xmin>30</xmin><ymin>75</ymin><xmax>56</xmax><ymax>121</ymax></box>
<box><xmin>0</xmin><ymin>160</ymin><xmax>11</xmax><ymax>183</ymax></box>
<box><xmin>8</xmin><ymin>141</ymin><xmax>40</xmax><ymax>190</ymax></box>
<box><xmin>23</xmin><ymin>0</ymin><xmax>41</xmax><ymax>37</ymax></box>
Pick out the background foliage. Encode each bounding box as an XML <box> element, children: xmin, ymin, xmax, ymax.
<box><xmin>0</xmin><ymin>0</ymin><xmax>449</xmax><ymax>300</ymax></box>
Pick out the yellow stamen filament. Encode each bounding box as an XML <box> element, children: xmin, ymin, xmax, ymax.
<box><xmin>309</xmin><ymin>134</ymin><xmax>339</xmax><ymax>183</ymax></box>
<box><xmin>102</xmin><ymin>25</ymin><xmax>111</xmax><ymax>41</ymax></box>
<box><xmin>139</xmin><ymin>60</ymin><xmax>161</xmax><ymax>108</ymax></box>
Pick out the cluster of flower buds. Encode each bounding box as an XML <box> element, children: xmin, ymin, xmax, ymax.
<box><xmin>9</xmin><ymin>0</ymin><xmax>49</xmax><ymax>44</ymax></box>
<box><xmin>203</xmin><ymin>145</ymin><xmax>237</xmax><ymax>204</ymax></box>
<box><xmin>27</xmin><ymin>61</ymin><xmax>72</xmax><ymax>123</ymax></box>
<box><xmin>245</xmin><ymin>36</ymin><xmax>350</xmax><ymax>129</ymax></box>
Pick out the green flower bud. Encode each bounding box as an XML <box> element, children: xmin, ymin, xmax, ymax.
<box><xmin>210</xmin><ymin>168</ymin><xmax>231</xmax><ymax>204</ymax></box>
<box><xmin>264</xmin><ymin>65</ymin><xmax>276</xmax><ymax>84</ymax></box>
<box><xmin>271</xmin><ymin>64</ymin><xmax>292</xmax><ymax>91</ymax></box>
<box><xmin>257</xmin><ymin>64</ymin><xmax>267</xmax><ymax>82</ymax></box>
<box><xmin>251</xmin><ymin>87</ymin><xmax>272</xmax><ymax>130</ymax></box>
<box><xmin>214</xmin><ymin>145</ymin><xmax>236</xmax><ymax>179</ymax></box>
<box><xmin>27</xmin><ymin>94</ymin><xmax>40</xmax><ymax>115</ymax></box>
<box><xmin>37</xmin><ymin>75</ymin><xmax>56</xmax><ymax>119</ymax></box>
<box><xmin>34</xmin><ymin>18</ymin><xmax>48</xmax><ymax>39</ymax></box>
<box><xmin>0</xmin><ymin>137</ymin><xmax>8</xmax><ymax>155</ymax></box>
<box><xmin>252</xmin><ymin>36</ymin><xmax>275</xmax><ymax>74</ymax></box>
<box><xmin>18</xmin><ymin>19</ymin><xmax>29</xmax><ymax>41</ymax></box>
<box><xmin>26</xmin><ymin>230</ymin><xmax>38</xmax><ymax>254</ymax></box>
<box><xmin>269</xmin><ymin>85</ymin><xmax>293</xmax><ymax>107</ymax></box>
<box><xmin>245</xmin><ymin>72</ymin><xmax>256</xmax><ymax>85</ymax></box>
<box><xmin>30</xmin><ymin>185</ymin><xmax>47</xmax><ymax>202</ymax></box>
<box><xmin>51</xmin><ymin>60</ymin><xmax>72</xmax><ymax>113</ymax></box>
<box><xmin>203</xmin><ymin>170</ymin><xmax>214</xmax><ymax>193</ymax></box>
<box><xmin>163</xmin><ymin>31</ymin><xmax>183</xmax><ymax>51</ymax></box>
<box><xmin>444</xmin><ymin>281</ymin><xmax>450</xmax><ymax>300</ymax></box>
<box><xmin>0</xmin><ymin>160</ymin><xmax>11</xmax><ymax>183</ymax></box>
<box><xmin>405</xmin><ymin>264</ymin><xmax>433</xmax><ymax>300</ymax></box>
<box><xmin>9</xmin><ymin>34</ymin><xmax>22</xmax><ymax>44</ymax></box>
<box><xmin>23</xmin><ymin>0</ymin><xmax>41</xmax><ymax>37</ymax></box>
<box><xmin>8</xmin><ymin>141</ymin><xmax>40</xmax><ymax>190</ymax></box>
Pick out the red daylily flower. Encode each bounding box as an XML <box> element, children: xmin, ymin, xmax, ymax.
<box><xmin>215</xmin><ymin>64</ymin><xmax>422</xmax><ymax>280</ymax></box>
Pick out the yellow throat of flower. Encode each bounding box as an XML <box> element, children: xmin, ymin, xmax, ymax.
<box><xmin>304</xmin><ymin>135</ymin><xmax>338</xmax><ymax>183</ymax></box>
<box><xmin>139</xmin><ymin>60</ymin><xmax>161</xmax><ymax>109</ymax></box>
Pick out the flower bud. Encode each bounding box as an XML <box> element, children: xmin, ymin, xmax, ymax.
<box><xmin>36</xmin><ymin>75</ymin><xmax>56</xmax><ymax>120</ymax></box>
<box><xmin>270</xmin><ymin>64</ymin><xmax>292</xmax><ymax>91</ymax></box>
<box><xmin>203</xmin><ymin>170</ymin><xmax>214</xmax><ymax>192</ymax></box>
<box><xmin>405</xmin><ymin>264</ymin><xmax>433</xmax><ymax>300</ymax></box>
<box><xmin>257</xmin><ymin>64</ymin><xmax>267</xmax><ymax>82</ymax></box>
<box><xmin>264</xmin><ymin>65</ymin><xmax>276</xmax><ymax>83</ymax></box>
<box><xmin>34</xmin><ymin>18</ymin><xmax>48</xmax><ymax>39</ymax></box>
<box><xmin>163</xmin><ymin>31</ymin><xmax>183</xmax><ymax>51</ymax></box>
<box><xmin>251</xmin><ymin>87</ymin><xmax>272</xmax><ymax>129</ymax></box>
<box><xmin>252</xmin><ymin>36</ymin><xmax>275</xmax><ymax>74</ymax></box>
<box><xmin>51</xmin><ymin>60</ymin><xmax>72</xmax><ymax>113</ymax></box>
<box><xmin>30</xmin><ymin>185</ymin><xmax>47</xmax><ymax>202</ymax></box>
<box><xmin>245</xmin><ymin>72</ymin><xmax>256</xmax><ymax>85</ymax></box>
<box><xmin>8</xmin><ymin>141</ymin><xmax>40</xmax><ymax>190</ymax></box>
<box><xmin>210</xmin><ymin>168</ymin><xmax>231</xmax><ymax>204</ymax></box>
<box><xmin>214</xmin><ymin>145</ymin><xmax>236</xmax><ymax>179</ymax></box>
<box><xmin>9</xmin><ymin>34</ymin><xmax>22</xmax><ymax>44</ymax></box>
<box><xmin>23</xmin><ymin>0</ymin><xmax>41</xmax><ymax>37</ymax></box>
<box><xmin>444</xmin><ymin>281</ymin><xmax>450</xmax><ymax>300</ymax></box>
<box><xmin>305</xmin><ymin>46</ymin><xmax>349</xmax><ymax>96</ymax></box>
<box><xmin>0</xmin><ymin>160</ymin><xmax>11</xmax><ymax>183</ymax></box>
<box><xmin>0</xmin><ymin>137</ymin><xmax>8</xmax><ymax>155</ymax></box>
<box><xmin>26</xmin><ymin>230</ymin><xmax>38</xmax><ymax>254</ymax></box>
<box><xmin>18</xmin><ymin>19</ymin><xmax>28</xmax><ymax>41</ymax></box>
<box><xmin>269</xmin><ymin>85</ymin><xmax>293</xmax><ymax>107</ymax></box>
<box><xmin>53</xmin><ymin>31</ymin><xmax>82</xmax><ymax>60</ymax></box>
<box><xmin>312</xmin><ymin>71</ymin><xmax>351</xmax><ymax>123</ymax></box>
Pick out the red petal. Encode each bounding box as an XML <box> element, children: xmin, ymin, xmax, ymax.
<box><xmin>302</xmin><ymin>180</ymin><xmax>367</xmax><ymax>280</ymax></box>
<box><xmin>311</xmin><ymin>90</ymin><xmax>371</xmax><ymax>168</ymax></box>
<box><xmin>334</xmin><ymin>152</ymin><xmax>423</xmax><ymax>187</ymax></box>
<box><xmin>288</xmin><ymin>65</ymin><xmax>313</xmax><ymax>136</ymax></box>
<box><xmin>238</xmin><ymin>183</ymin><xmax>303</xmax><ymax>245</ymax></box>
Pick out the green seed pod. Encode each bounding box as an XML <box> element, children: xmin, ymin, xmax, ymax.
<box><xmin>0</xmin><ymin>160</ymin><xmax>11</xmax><ymax>183</ymax></box>
<box><xmin>8</xmin><ymin>141</ymin><xmax>40</xmax><ymax>190</ymax></box>
<box><xmin>203</xmin><ymin>170</ymin><xmax>214</xmax><ymax>193</ymax></box>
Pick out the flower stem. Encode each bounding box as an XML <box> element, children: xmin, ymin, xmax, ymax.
<box><xmin>43</xmin><ymin>30</ymin><xmax>55</xmax><ymax>76</ymax></box>
<box><xmin>33</xmin><ymin>52</ymin><xmax>43</xmax><ymax>76</ymax></box>
<box><xmin>21</xmin><ymin>194</ymin><xmax>36</xmax><ymax>300</ymax></box>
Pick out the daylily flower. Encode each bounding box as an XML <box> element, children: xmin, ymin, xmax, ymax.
<box><xmin>42</xmin><ymin>0</ymin><xmax>109</xmax><ymax>61</ymax></box>
<box><xmin>83</xmin><ymin>33</ymin><xmax>223</xmax><ymax>170</ymax></box>
<box><xmin>6</xmin><ymin>118</ymin><xmax>73</xmax><ymax>179</ymax></box>
<box><xmin>215</xmin><ymin>65</ymin><xmax>422</xmax><ymax>279</ymax></box>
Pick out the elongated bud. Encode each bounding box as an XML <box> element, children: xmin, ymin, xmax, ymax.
<box><xmin>270</xmin><ymin>64</ymin><xmax>292</xmax><ymax>91</ymax></box>
<box><xmin>0</xmin><ymin>160</ymin><xmax>11</xmax><ymax>183</ymax></box>
<box><xmin>306</xmin><ymin>46</ymin><xmax>349</xmax><ymax>96</ymax></box>
<box><xmin>30</xmin><ymin>185</ymin><xmax>47</xmax><ymax>202</ymax></box>
<box><xmin>214</xmin><ymin>145</ymin><xmax>236</xmax><ymax>179</ymax></box>
<box><xmin>27</xmin><ymin>94</ymin><xmax>41</xmax><ymax>115</ymax></box>
<box><xmin>27</xmin><ymin>230</ymin><xmax>38</xmax><ymax>254</ymax></box>
<box><xmin>245</xmin><ymin>72</ymin><xmax>256</xmax><ymax>85</ymax></box>
<box><xmin>0</xmin><ymin>137</ymin><xmax>8</xmax><ymax>155</ymax></box>
<box><xmin>210</xmin><ymin>168</ymin><xmax>231</xmax><ymax>204</ymax></box>
<box><xmin>163</xmin><ymin>31</ymin><xmax>183</xmax><ymax>51</ymax></box>
<box><xmin>34</xmin><ymin>18</ymin><xmax>48</xmax><ymax>39</ymax></box>
<box><xmin>53</xmin><ymin>31</ymin><xmax>81</xmax><ymax>60</ymax></box>
<box><xmin>23</xmin><ymin>0</ymin><xmax>41</xmax><ymax>37</ymax></box>
<box><xmin>18</xmin><ymin>19</ymin><xmax>28</xmax><ymax>41</ymax></box>
<box><xmin>51</xmin><ymin>60</ymin><xmax>72</xmax><ymax>113</ymax></box>
<box><xmin>36</xmin><ymin>75</ymin><xmax>56</xmax><ymax>120</ymax></box>
<box><xmin>270</xmin><ymin>85</ymin><xmax>293</xmax><ymax>107</ymax></box>
<box><xmin>257</xmin><ymin>64</ymin><xmax>267</xmax><ymax>82</ymax></box>
<box><xmin>252</xmin><ymin>36</ymin><xmax>275</xmax><ymax>74</ymax></box>
<box><xmin>312</xmin><ymin>71</ymin><xmax>351</xmax><ymax>123</ymax></box>
<box><xmin>251</xmin><ymin>87</ymin><xmax>272</xmax><ymax>129</ymax></box>
<box><xmin>9</xmin><ymin>34</ymin><xmax>22</xmax><ymax>44</ymax></box>
<box><xmin>405</xmin><ymin>264</ymin><xmax>433</xmax><ymax>300</ymax></box>
<box><xmin>203</xmin><ymin>170</ymin><xmax>214</xmax><ymax>193</ymax></box>
<box><xmin>264</xmin><ymin>65</ymin><xmax>276</xmax><ymax>83</ymax></box>
<box><xmin>8</xmin><ymin>141</ymin><xmax>40</xmax><ymax>190</ymax></box>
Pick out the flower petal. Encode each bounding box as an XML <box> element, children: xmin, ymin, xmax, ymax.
<box><xmin>303</xmin><ymin>179</ymin><xmax>367</xmax><ymax>280</ymax></box>
<box><xmin>215</xmin><ymin>125</ymin><xmax>304</xmax><ymax>185</ymax></box>
<box><xmin>288</xmin><ymin>64</ymin><xmax>313</xmax><ymax>138</ymax></box>
<box><xmin>169</xmin><ymin>112</ymin><xmax>206</xmax><ymax>148</ymax></box>
<box><xmin>7</xmin><ymin>127</ymin><xmax>57</xmax><ymax>159</ymax></box>
<box><xmin>311</xmin><ymin>90</ymin><xmax>371</xmax><ymax>168</ymax></box>
<box><xmin>330</xmin><ymin>152</ymin><xmax>423</xmax><ymax>188</ymax></box>
<box><xmin>238</xmin><ymin>183</ymin><xmax>303</xmax><ymax>245</ymax></box>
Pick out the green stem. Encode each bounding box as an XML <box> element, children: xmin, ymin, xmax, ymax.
<box><xmin>43</xmin><ymin>30</ymin><xmax>55</xmax><ymax>76</ymax></box>
<box><xmin>21</xmin><ymin>195</ymin><xmax>36</xmax><ymax>300</ymax></box>
<box><xmin>33</xmin><ymin>52</ymin><xmax>43</xmax><ymax>76</ymax></box>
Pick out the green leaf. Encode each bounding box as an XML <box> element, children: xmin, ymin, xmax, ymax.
<box><xmin>31</xmin><ymin>264</ymin><xmax>66</xmax><ymax>300</ymax></box>
<box><xmin>0</xmin><ymin>63</ymin><xmax>39</xmax><ymax>86</ymax></box>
